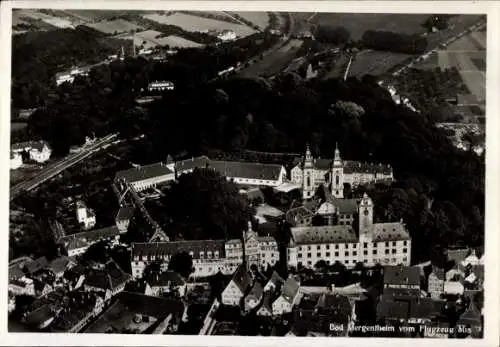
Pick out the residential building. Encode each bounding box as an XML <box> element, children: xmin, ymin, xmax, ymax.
<box><xmin>291</xmin><ymin>144</ymin><xmax>393</xmax><ymax>199</ymax></box>
<box><xmin>83</xmin><ymin>261</ymin><xmax>131</xmax><ymax>297</ymax></box>
<box><xmin>76</xmin><ymin>200</ymin><xmax>96</xmax><ymax>230</ymax></box>
<box><xmin>115</xmin><ymin>206</ymin><xmax>135</xmax><ymax>233</ymax></box>
<box><xmin>285</xmin><ymin>206</ymin><xmax>314</xmax><ymax>227</ymax></box>
<box><xmin>148</xmin><ymin>80</ymin><xmax>175</xmax><ymax>92</ymax></box>
<box><xmin>272</xmin><ymin>277</ymin><xmax>301</xmax><ymax>315</ymax></box>
<box><xmin>55</xmin><ymin>66</ymin><xmax>89</xmax><ymax>86</ymax></box>
<box><xmin>456</xmin><ymin>300</ymin><xmax>483</xmax><ymax>338</ymax></box>
<box><xmin>114</xmin><ymin>162</ymin><xmax>176</xmax><ymax>192</ymax></box>
<box><xmin>146</xmin><ymin>271</ymin><xmax>187</xmax><ymax>297</ymax></box>
<box><xmin>377</xmin><ymin>296</ymin><xmax>445</xmax><ymax>325</ymax></box>
<box><xmin>257</xmin><ymin>291</ymin><xmax>275</xmax><ymax>316</ymax></box>
<box><xmin>383</xmin><ymin>265</ymin><xmax>421</xmax><ymax>293</ymax></box>
<box><xmin>10</xmin><ymin>152</ymin><xmax>23</xmax><ymax>170</ymax></box>
<box><xmin>217</xmin><ymin>30</ymin><xmax>237</xmax><ymax>41</ymax></box>
<box><xmin>9</xmin><ymin>276</ymin><xmax>36</xmax><ymax>296</ymax></box>
<box><xmin>11</xmin><ymin>140</ymin><xmax>52</xmax><ymax>163</ymax></box>
<box><xmin>245</xmin><ymin>282</ymin><xmax>264</xmax><ymax>311</ymax></box>
<box><xmin>263</xmin><ymin>271</ymin><xmax>284</xmax><ymax>292</ymax></box>
<box><xmin>221</xmin><ymin>264</ymin><xmax>253</xmax><ymax>306</ymax></box>
<box><xmin>60</xmin><ymin>226</ymin><xmax>121</xmax><ymax>257</ymax></box>
<box><xmin>287</xmin><ymin>194</ymin><xmax>411</xmax><ymax>269</ymax></box>
<box><xmin>428</xmin><ymin>266</ymin><xmax>445</xmax><ymax>299</ymax></box>
<box><xmin>316</xmin><ymin>189</ymin><xmax>358</xmax><ymax>226</ymax></box>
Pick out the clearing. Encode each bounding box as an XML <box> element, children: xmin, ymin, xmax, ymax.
<box><xmin>15</xmin><ymin>9</ymin><xmax>75</xmax><ymax>29</ymax></box>
<box><xmin>118</xmin><ymin>30</ymin><xmax>204</xmax><ymax>49</ymax></box>
<box><xmin>143</xmin><ymin>12</ymin><xmax>257</xmax><ymax>38</ymax></box>
<box><xmin>348</xmin><ymin>50</ymin><xmax>413</xmax><ymax>78</ymax></box>
<box><xmin>230</xmin><ymin>12</ymin><xmax>270</xmax><ymax>30</ymax></box>
<box><xmin>87</xmin><ymin>19</ymin><xmax>143</xmax><ymax>35</ymax></box>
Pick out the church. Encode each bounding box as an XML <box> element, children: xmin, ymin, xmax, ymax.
<box><xmin>291</xmin><ymin>144</ymin><xmax>394</xmax><ymax>200</ymax></box>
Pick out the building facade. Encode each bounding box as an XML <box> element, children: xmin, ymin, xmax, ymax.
<box><xmin>10</xmin><ymin>152</ymin><xmax>23</xmax><ymax>170</ymax></box>
<box><xmin>76</xmin><ymin>201</ymin><xmax>96</xmax><ymax>230</ymax></box>
<box><xmin>291</xmin><ymin>145</ymin><xmax>394</xmax><ymax>200</ymax></box>
<box><xmin>287</xmin><ymin>193</ymin><xmax>411</xmax><ymax>269</ymax></box>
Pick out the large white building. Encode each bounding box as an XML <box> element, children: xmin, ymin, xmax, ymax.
<box><xmin>287</xmin><ymin>193</ymin><xmax>411</xmax><ymax>269</ymax></box>
<box><xmin>76</xmin><ymin>201</ymin><xmax>96</xmax><ymax>230</ymax></box>
<box><xmin>114</xmin><ymin>162</ymin><xmax>176</xmax><ymax>192</ymax></box>
<box><xmin>131</xmin><ymin>222</ymin><xmax>279</xmax><ymax>279</ymax></box>
<box><xmin>11</xmin><ymin>140</ymin><xmax>52</xmax><ymax>163</ymax></box>
<box><xmin>10</xmin><ymin>152</ymin><xmax>23</xmax><ymax>170</ymax></box>
<box><xmin>291</xmin><ymin>145</ymin><xmax>394</xmax><ymax>199</ymax></box>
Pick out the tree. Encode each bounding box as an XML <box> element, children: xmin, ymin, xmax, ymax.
<box><xmin>81</xmin><ymin>240</ymin><xmax>111</xmax><ymax>264</ymax></box>
<box><xmin>168</xmin><ymin>251</ymin><xmax>194</xmax><ymax>278</ymax></box>
<box><xmin>143</xmin><ymin>260</ymin><xmax>162</xmax><ymax>281</ymax></box>
<box><xmin>161</xmin><ymin>168</ymin><xmax>255</xmax><ymax>240</ymax></box>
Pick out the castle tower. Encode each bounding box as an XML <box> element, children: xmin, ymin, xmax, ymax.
<box><xmin>331</xmin><ymin>143</ymin><xmax>344</xmax><ymax>198</ymax></box>
<box><xmin>302</xmin><ymin>145</ymin><xmax>315</xmax><ymax>200</ymax></box>
<box><xmin>358</xmin><ymin>193</ymin><xmax>374</xmax><ymax>235</ymax></box>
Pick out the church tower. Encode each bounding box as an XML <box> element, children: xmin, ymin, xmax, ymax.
<box><xmin>358</xmin><ymin>193</ymin><xmax>374</xmax><ymax>235</ymax></box>
<box><xmin>331</xmin><ymin>143</ymin><xmax>344</xmax><ymax>198</ymax></box>
<box><xmin>302</xmin><ymin>145</ymin><xmax>315</xmax><ymax>200</ymax></box>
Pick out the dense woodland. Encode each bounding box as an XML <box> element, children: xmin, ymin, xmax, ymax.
<box><xmin>361</xmin><ymin>31</ymin><xmax>428</xmax><ymax>54</ymax></box>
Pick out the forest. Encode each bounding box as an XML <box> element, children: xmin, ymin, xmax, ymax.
<box><xmin>361</xmin><ymin>30</ymin><xmax>428</xmax><ymax>54</ymax></box>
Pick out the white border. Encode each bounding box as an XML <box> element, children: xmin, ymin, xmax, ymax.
<box><xmin>1</xmin><ymin>1</ymin><xmax>498</xmax><ymax>346</ymax></box>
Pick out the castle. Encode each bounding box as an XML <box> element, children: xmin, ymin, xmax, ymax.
<box><xmin>291</xmin><ymin>144</ymin><xmax>394</xmax><ymax>200</ymax></box>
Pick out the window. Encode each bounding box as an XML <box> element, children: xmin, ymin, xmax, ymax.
<box><xmin>364</xmin><ymin>242</ymin><xmax>368</xmax><ymax>248</ymax></box>
<box><xmin>299</xmin><ymin>246</ymin><xmax>303</xmax><ymax>251</ymax></box>
<box><xmin>335</xmin><ymin>245</ymin><xmax>339</xmax><ymax>250</ymax></box>
<box><xmin>200</xmin><ymin>252</ymin><xmax>204</xmax><ymax>259</ymax></box>
<box><xmin>392</xmin><ymin>241</ymin><xmax>396</xmax><ymax>246</ymax></box>
<box><xmin>392</xmin><ymin>249</ymin><xmax>396</xmax><ymax>254</ymax></box>
<box><xmin>385</xmin><ymin>242</ymin><xmax>389</xmax><ymax>247</ymax></box>
<box><xmin>403</xmin><ymin>241</ymin><xmax>407</xmax><ymax>246</ymax></box>
<box><xmin>385</xmin><ymin>250</ymin><xmax>389</xmax><ymax>255</ymax></box>
<box><xmin>353</xmin><ymin>251</ymin><xmax>357</xmax><ymax>256</ymax></box>
<box><xmin>344</xmin><ymin>260</ymin><xmax>349</xmax><ymax>264</ymax></box>
<box><xmin>403</xmin><ymin>248</ymin><xmax>408</xmax><ymax>253</ymax></box>
<box><xmin>307</xmin><ymin>253</ymin><xmax>311</xmax><ymax>258</ymax></box>
<box><xmin>352</xmin><ymin>260</ymin><xmax>356</xmax><ymax>264</ymax></box>
<box><xmin>326</xmin><ymin>252</ymin><xmax>331</xmax><ymax>257</ymax></box>
<box><xmin>307</xmin><ymin>261</ymin><xmax>312</xmax><ymax>266</ymax></box>
<box><xmin>262</xmin><ymin>253</ymin><xmax>266</xmax><ymax>258</ymax></box>
<box><xmin>345</xmin><ymin>252</ymin><xmax>349</xmax><ymax>257</ymax></box>
<box><xmin>335</xmin><ymin>252</ymin><xmax>339</xmax><ymax>257</ymax></box>
<box><xmin>317</xmin><ymin>245</ymin><xmax>321</xmax><ymax>250</ymax></box>
<box><xmin>403</xmin><ymin>257</ymin><xmax>407</xmax><ymax>262</ymax></box>
<box><xmin>363</xmin><ymin>259</ymin><xmax>368</xmax><ymax>263</ymax></box>
<box><xmin>363</xmin><ymin>250</ymin><xmax>368</xmax><ymax>255</ymax></box>
<box><xmin>326</xmin><ymin>245</ymin><xmax>330</xmax><ymax>250</ymax></box>
<box><xmin>316</xmin><ymin>253</ymin><xmax>321</xmax><ymax>257</ymax></box>
<box><xmin>308</xmin><ymin>246</ymin><xmax>311</xmax><ymax>250</ymax></box>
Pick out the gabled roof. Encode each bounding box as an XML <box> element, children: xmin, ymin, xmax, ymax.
<box><xmin>286</xmin><ymin>206</ymin><xmax>314</xmax><ymax>224</ymax></box>
<box><xmin>132</xmin><ymin>240</ymin><xmax>226</xmax><ymax>260</ymax></box>
<box><xmin>447</xmin><ymin>248</ymin><xmax>470</xmax><ymax>266</ymax></box>
<box><xmin>336</xmin><ymin>199</ymin><xmax>359</xmax><ymax>214</ymax></box>
<box><xmin>116</xmin><ymin>291</ymin><xmax>185</xmax><ymax>318</ymax></box>
<box><xmin>280</xmin><ymin>277</ymin><xmax>300</xmax><ymax>304</ymax></box>
<box><xmin>231</xmin><ymin>264</ymin><xmax>253</xmax><ymax>293</ymax></box>
<box><xmin>115</xmin><ymin>162</ymin><xmax>174</xmax><ymax>183</ymax></box>
<box><xmin>383</xmin><ymin>265</ymin><xmax>420</xmax><ymax>287</ymax></box>
<box><xmin>116</xmin><ymin>206</ymin><xmax>135</xmax><ymax>221</ymax></box>
<box><xmin>267</xmin><ymin>271</ymin><xmax>284</xmax><ymax>289</ymax></box>
<box><xmin>61</xmin><ymin>226</ymin><xmax>120</xmax><ymax>250</ymax></box>
<box><xmin>209</xmin><ymin>160</ymin><xmax>285</xmax><ymax>181</ymax></box>
<box><xmin>430</xmin><ymin>267</ymin><xmax>445</xmax><ymax>281</ymax></box>
<box><xmin>146</xmin><ymin>271</ymin><xmax>185</xmax><ymax>287</ymax></box>
<box><xmin>372</xmin><ymin>222</ymin><xmax>411</xmax><ymax>242</ymax></box>
<box><xmin>175</xmin><ymin>156</ymin><xmax>211</xmax><ymax>172</ymax></box>
<box><xmin>458</xmin><ymin>301</ymin><xmax>482</xmax><ymax>325</ymax></box>
<box><xmin>48</xmin><ymin>256</ymin><xmax>74</xmax><ymax>275</ymax></box>
<box><xmin>247</xmin><ymin>282</ymin><xmax>263</xmax><ymax>299</ymax></box>
<box><xmin>291</xmin><ymin>225</ymin><xmax>358</xmax><ymax>245</ymax></box>
<box><xmin>84</xmin><ymin>261</ymin><xmax>130</xmax><ymax>291</ymax></box>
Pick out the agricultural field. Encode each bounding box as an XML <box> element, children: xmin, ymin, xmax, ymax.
<box><xmin>14</xmin><ymin>9</ymin><xmax>75</xmax><ymax>29</ymax></box>
<box><xmin>459</xmin><ymin>71</ymin><xmax>485</xmax><ymax>102</ymax></box>
<box><xmin>230</xmin><ymin>12</ymin><xmax>270</xmax><ymax>30</ymax></box>
<box><xmin>311</xmin><ymin>13</ymin><xmax>429</xmax><ymax>40</ymax></box>
<box><xmin>143</xmin><ymin>12</ymin><xmax>257</xmax><ymax>38</ymax></box>
<box><xmin>348</xmin><ymin>51</ymin><xmax>414</xmax><ymax>78</ymax></box>
<box><xmin>60</xmin><ymin>10</ymin><xmax>142</xmax><ymax>22</ymax></box>
<box><xmin>119</xmin><ymin>30</ymin><xmax>203</xmax><ymax>49</ymax></box>
<box><xmin>239</xmin><ymin>39</ymin><xmax>304</xmax><ymax>78</ymax></box>
<box><xmin>87</xmin><ymin>19</ymin><xmax>143</xmax><ymax>35</ymax></box>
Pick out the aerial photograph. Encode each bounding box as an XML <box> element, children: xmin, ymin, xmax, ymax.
<box><xmin>8</xmin><ymin>8</ymin><xmax>486</xmax><ymax>338</ymax></box>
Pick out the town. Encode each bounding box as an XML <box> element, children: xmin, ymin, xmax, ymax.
<box><xmin>8</xmin><ymin>8</ymin><xmax>485</xmax><ymax>339</ymax></box>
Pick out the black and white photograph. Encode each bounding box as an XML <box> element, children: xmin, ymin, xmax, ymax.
<box><xmin>2</xmin><ymin>0</ymin><xmax>498</xmax><ymax>344</ymax></box>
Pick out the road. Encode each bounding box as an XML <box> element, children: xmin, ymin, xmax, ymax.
<box><xmin>10</xmin><ymin>134</ymin><xmax>118</xmax><ymax>199</ymax></box>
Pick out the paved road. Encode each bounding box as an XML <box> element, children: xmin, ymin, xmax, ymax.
<box><xmin>10</xmin><ymin>133</ymin><xmax>118</xmax><ymax>199</ymax></box>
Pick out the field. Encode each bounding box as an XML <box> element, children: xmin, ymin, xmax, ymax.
<box><xmin>143</xmin><ymin>12</ymin><xmax>257</xmax><ymax>38</ymax></box>
<box><xmin>240</xmin><ymin>39</ymin><xmax>303</xmax><ymax>77</ymax></box>
<box><xmin>87</xmin><ymin>19</ymin><xmax>143</xmax><ymax>35</ymax></box>
<box><xmin>311</xmin><ymin>13</ymin><xmax>429</xmax><ymax>40</ymax></box>
<box><xmin>230</xmin><ymin>12</ymin><xmax>270</xmax><ymax>30</ymax></box>
<box><xmin>348</xmin><ymin>51</ymin><xmax>413</xmax><ymax>77</ymax></box>
<box><xmin>118</xmin><ymin>30</ymin><xmax>203</xmax><ymax>49</ymax></box>
<box><xmin>447</xmin><ymin>32</ymin><xmax>486</xmax><ymax>51</ymax></box>
<box><xmin>14</xmin><ymin>9</ymin><xmax>75</xmax><ymax>29</ymax></box>
<box><xmin>459</xmin><ymin>71</ymin><xmax>485</xmax><ymax>102</ymax></box>
<box><xmin>60</xmin><ymin>10</ymin><xmax>141</xmax><ymax>22</ymax></box>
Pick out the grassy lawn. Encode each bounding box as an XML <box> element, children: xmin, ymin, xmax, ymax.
<box><xmin>348</xmin><ymin>50</ymin><xmax>414</xmax><ymax>77</ymax></box>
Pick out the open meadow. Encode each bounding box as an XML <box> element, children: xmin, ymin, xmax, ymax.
<box><xmin>143</xmin><ymin>12</ymin><xmax>257</xmax><ymax>38</ymax></box>
<box><xmin>87</xmin><ymin>19</ymin><xmax>143</xmax><ymax>35</ymax></box>
<box><xmin>15</xmin><ymin>9</ymin><xmax>75</xmax><ymax>29</ymax></box>
<box><xmin>118</xmin><ymin>30</ymin><xmax>204</xmax><ymax>49</ymax></box>
<box><xmin>311</xmin><ymin>13</ymin><xmax>429</xmax><ymax>40</ymax></box>
<box><xmin>348</xmin><ymin>50</ymin><xmax>413</xmax><ymax>78</ymax></box>
<box><xmin>230</xmin><ymin>12</ymin><xmax>270</xmax><ymax>30</ymax></box>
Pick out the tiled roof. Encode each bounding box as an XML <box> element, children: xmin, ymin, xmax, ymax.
<box><xmin>372</xmin><ymin>222</ymin><xmax>411</xmax><ymax>242</ymax></box>
<box><xmin>343</xmin><ymin>160</ymin><xmax>392</xmax><ymax>175</ymax></box>
<box><xmin>116</xmin><ymin>206</ymin><xmax>135</xmax><ymax>221</ymax></box>
<box><xmin>314</xmin><ymin>158</ymin><xmax>333</xmax><ymax>170</ymax></box>
<box><xmin>132</xmin><ymin>240</ymin><xmax>226</xmax><ymax>260</ymax></box>
<box><xmin>291</xmin><ymin>225</ymin><xmax>358</xmax><ymax>245</ymax></box>
<box><xmin>286</xmin><ymin>206</ymin><xmax>314</xmax><ymax>224</ymax></box>
<box><xmin>281</xmin><ymin>277</ymin><xmax>300</xmax><ymax>304</ymax></box>
<box><xmin>315</xmin><ymin>293</ymin><xmax>352</xmax><ymax>324</ymax></box>
<box><xmin>231</xmin><ymin>264</ymin><xmax>253</xmax><ymax>293</ymax></box>
<box><xmin>49</xmin><ymin>292</ymin><xmax>98</xmax><ymax>332</ymax></box>
<box><xmin>247</xmin><ymin>282</ymin><xmax>263</xmax><ymax>299</ymax></box>
<box><xmin>25</xmin><ymin>257</ymin><xmax>48</xmax><ymax>274</ymax></box>
<box><xmin>431</xmin><ymin>267</ymin><xmax>445</xmax><ymax>281</ymax></box>
<box><xmin>116</xmin><ymin>291</ymin><xmax>185</xmax><ymax>318</ymax></box>
<box><xmin>61</xmin><ymin>226</ymin><xmax>120</xmax><ymax>250</ymax></box>
<box><xmin>84</xmin><ymin>261</ymin><xmax>130</xmax><ymax>291</ymax></box>
<box><xmin>257</xmin><ymin>236</ymin><xmax>276</xmax><ymax>244</ymax></box>
<box><xmin>209</xmin><ymin>160</ymin><xmax>284</xmax><ymax>181</ymax></box>
<box><xmin>447</xmin><ymin>248</ymin><xmax>470</xmax><ymax>266</ymax></box>
<box><xmin>48</xmin><ymin>257</ymin><xmax>73</xmax><ymax>275</ymax></box>
<box><xmin>336</xmin><ymin>199</ymin><xmax>359</xmax><ymax>214</ymax></box>
<box><xmin>458</xmin><ymin>301</ymin><xmax>482</xmax><ymax>325</ymax></box>
<box><xmin>24</xmin><ymin>304</ymin><xmax>60</xmax><ymax>327</ymax></box>
<box><xmin>175</xmin><ymin>156</ymin><xmax>211</xmax><ymax>172</ymax></box>
<box><xmin>383</xmin><ymin>265</ymin><xmax>420</xmax><ymax>287</ymax></box>
<box><xmin>146</xmin><ymin>270</ymin><xmax>185</xmax><ymax>287</ymax></box>
<box><xmin>11</xmin><ymin>140</ymin><xmax>50</xmax><ymax>152</ymax></box>
<box><xmin>115</xmin><ymin>162</ymin><xmax>174</xmax><ymax>183</ymax></box>
<box><xmin>267</xmin><ymin>271</ymin><xmax>284</xmax><ymax>289</ymax></box>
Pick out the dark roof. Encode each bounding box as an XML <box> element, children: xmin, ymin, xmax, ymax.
<box><xmin>458</xmin><ymin>301</ymin><xmax>482</xmax><ymax>325</ymax></box>
<box><xmin>377</xmin><ymin>295</ymin><xmax>444</xmax><ymax>321</ymax></box>
<box><xmin>291</xmin><ymin>225</ymin><xmax>358</xmax><ymax>245</ymax></box>
<box><xmin>146</xmin><ymin>271</ymin><xmax>185</xmax><ymax>287</ymax></box>
<box><xmin>457</xmin><ymin>93</ymin><xmax>479</xmax><ymax>106</ymax></box>
<box><xmin>24</xmin><ymin>304</ymin><xmax>59</xmax><ymax>327</ymax></box>
<box><xmin>48</xmin><ymin>257</ymin><xmax>73</xmax><ymax>275</ymax></box>
<box><xmin>431</xmin><ymin>266</ymin><xmax>445</xmax><ymax>281</ymax></box>
<box><xmin>115</xmin><ymin>162</ymin><xmax>173</xmax><ymax>183</ymax></box>
<box><xmin>336</xmin><ymin>199</ymin><xmax>359</xmax><ymax>214</ymax></box>
<box><xmin>132</xmin><ymin>240</ymin><xmax>226</xmax><ymax>260</ymax></box>
<box><xmin>267</xmin><ymin>271</ymin><xmax>284</xmax><ymax>289</ymax></box>
<box><xmin>84</xmin><ymin>261</ymin><xmax>130</xmax><ymax>291</ymax></box>
<box><xmin>343</xmin><ymin>160</ymin><xmax>392</xmax><ymax>175</ymax></box>
<box><xmin>314</xmin><ymin>158</ymin><xmax>333</xmax><ymax>170</ymax></box>
<box><xmin>11</xmin><ymin>140</ymin><xmax>50</xmax><ymax>152</ymax></box>
<box><xmin>25</xmin><ymin>257</ymin><xmax>48</xmax><ymax>274</ymax></box>
<box><xmin>383</xmin><ymin>266</ymin><xmax>420</xmax><ymax>287</ymax></box>
<box><xmin>116</xmin><ymin>206</ymin><xmax>135</xmax><ymax>221</ymax></box>
<box><xmin>175</xmin><ymin>156</ymin><xmax>211</xmax><ymax>172</ymax></box>
<box><xmin>372</xmin><ymin>223</ymin><xmax>411</xmax><ymax>242</ymax></box>
<box><xmin>447</xmin><ymin>248</ymin><xmax>470</xmax><ymax>266</ymax></box>
<box><xmin>247</xmin><ymin>282</ymin><xmax>263</xmax><ymax>299</ymax></box>
<box><xmin>116</xmin><ymin>291</ymin><xmax>185</xmax><ymax>318</ymax></box>
<box><xmin>286</xmin><ymin>206</ymin><xmax>314</xmax><ymax>224</ymax></box>
<box><xmin>209</xmin><ymin>160</ymin><xmax>284</xmax><ymax>181</ymax></box>
<box><xmin>281</xmin><ymin>277</ymin><xmax>300</xmax><ymax>304</ymax></box>
<box><xmin>231</xmin><ymin>264</ymin><xmax>253</xmax><ymax>293</ymax></box>
<box><xmin>61</xmin><ymin>226</ymin><xmax>120</xmax><ymax>250</ymax></box>
<box><xmin>314</xmin><ymin>293</ymin><xmax>352</xmax><ymax>324</ymax></box>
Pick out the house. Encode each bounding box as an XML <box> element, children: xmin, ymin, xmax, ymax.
<box><xmin>114</xmin><ymin>162</ymin><xmax>176</xmax><ymax>192</ymax></box>
<box><xmin>115</xmin><ymin>206</ymin><xmax>135</xmax><ymax>233</ymax></box>
<box><xmin>8</xmin><ymin>293</ymin><xmax>16</xmax><ymax>314</ymax></box>
<box><xmin>316</xmin><ymin>193</ymin><xmax>359</xmax><ymax>226</ymax></box>
<box><xmin>76</xmin><ymin>201</ymin><xmax>96</xmax><ymax>230</ymax></box>
<box><xmin>221</xmin><ymin>264</ymin><xmax>253</xmax><ymax>306</ymax></box>
<box><xmin>146</xmin><ymin>271</ymin><xmax>187</xmax><ymax>297</ymax></box>
<box><xmin>49</xmin><ymin>291</ymin><xmax>103</xmax><ymax>332</ymax></box>
<box><xmin>11</xmin><ymin>140</ymin><xmax>52</xmax><ymax>163</ymax></box>
<box><xmin>34</xmin><ymin>279</ymin><xmax>53</xmax><ymax>298</ymax></box>
<box><xmin>244</xmin><ymin>282</ymin><xmax>263</xmax><ymax>311</ymax></box>
<box><xmin>60</xmin><ymin>226</ymin><xmax>121</xmax><ymax>257</ymax></box>
<box><xmin>148</xmin><ymin>80</ymin><xmax>175</xmax><ymax>92</ymax></box>
<box><xmin>257</xmin><ymin>291</ymin><xmax>276</xmax><ymax>316</ymax></box>
<box><xmin>456</xmin><ymin>300</ymin><xmax>482</xmax><ymax>338</ymax></box>
<box><xmin>9</xmin><ymin>276</ymin><xmax>36</xmax><ymax>296</ymax></box>
<box><xmin>47</xmin><ymin>256</ymin><xmax>76</xmax><ymax>279</ymax></box>
<box><xmin>285</xmin><ymin>206</ymin><xmax>314</xmax><ymax>227</ymax></box>
<box><xmin>217</xmin><ymin>30</ymin><xmax>237</xmax><ymax>41</ymax></box>
<box><xmin>263</xmin><ymin>271</ymin><xmax>284</xmax><ymax>292</ymax></box>
<box><xmin>377</xmin><ymin>295</ymin><xmax>445</xmax><ymax>325</ymax></box>
<box><xmin>427</xmin><ymin>266</ymin><xmax>445</xmax><ymax>299</ymax></box>
<box><xmin>124</xmin><ymin>280</ymin><xmax>154</xmax><ymax>296</ymax></box>
<box><xmin>83</xmin><ymin>261</ymin><xmax>131</xmax><ymax>297</ymax></box>
<box><xmin>10</xmin><ymin>152</ymin><xmax>23</xmax><ymax>170</ymax></box>
<box><xmin>272</xmin><ymin>277</ymin><xmax>300</xmax><ymax>315</ymax></box>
